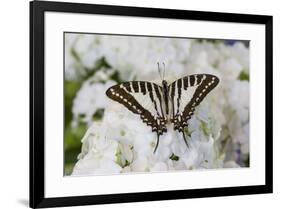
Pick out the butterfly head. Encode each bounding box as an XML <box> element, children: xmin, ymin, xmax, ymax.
<box><xmin>162</xmin><ymin>80</ymin><xmax>168</xmax><ymax>88</ymax></box>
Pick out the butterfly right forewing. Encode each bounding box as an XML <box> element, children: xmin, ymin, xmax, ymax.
<box><xmin>169</xmin><ymin>74</ymin><xmax>219</xmax><ymax>132</ymax></box>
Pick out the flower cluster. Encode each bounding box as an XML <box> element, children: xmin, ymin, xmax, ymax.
<box><xmin>65</xmin><ymin>33</ymin><xmax>249</xmax><ymax>175</ymax></box>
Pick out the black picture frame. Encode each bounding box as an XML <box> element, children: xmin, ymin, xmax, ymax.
<box><xmin>30</xmin><ymin>0</ymin><xmax>273</xmax><ymax>208</ymax></box>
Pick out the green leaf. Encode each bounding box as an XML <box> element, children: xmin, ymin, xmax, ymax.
<box><xmin>64</xmin><ymin>81</ymin><xmax>82</xmax><ymax>125</ymax></box>
<box><xmin>238</xmin><ymin>70</ymin><xmax>249</xmax><ymax>81</ymax></box>
<box><xmin>170</xmin><ymin>153</ymin><xmax>179</xmax><ymax>161</ymax></box>
<box><xmin>92</xmin><ymin>108</ymin><xmax>105</xmax><ymax>121</ymax></box>
<box><xmin>83</xmin><ymin>57</ymin><xmax>112</xmax><ymax>80</ymax></box>
<box><xmin>70</xmin><ymin>47</ymin><xmax>81</xmax><ymax>62</ymax></box>
<box><xmin>109</xmin><ymin>70</ymin><xmax>123</xmax><ymax>83</ymax></box>
<box><xmin>120</xmin><ymin>130</ymin><xmax>126</xmax><ymax>136</ymax></box>
<box><xmin>196</xmin><ymin>39</ymin><xmax>223</xmax><ymax>44</ymax></box>
<box><xmin>245</xmin><ymin>155</ymin><xmax>250</xmax><ymax>167</ymax></box>
<box><xmin>200</xmin><ymin>121</ymin><xmax>210</xmax><ymax>136</ymax></box>
<box><xmin>64</xmin><ymin>123</ymin><xmax>87</xmax><ymax>149</ymax></box>
<box><xmin>184</xmin><ymin>127</ymin><xmax>192</xmax><ymax>138</ymax></box>
<box><xmin>124</xmin><ymin>160</ymin><xmax>130</xmax><ymax>167</ymax></box>
<box><xmin>64</xmin><ymin>123</ymin><xmax>87</xmax><ymax>175</ymax></box>
<box><xmin>115</xmin><ymin>148</ymin><xmax>123</xmax><ymax>167</ymax></box>
<box><xmin>64</xmin><ymin>163</ymin><xmax>76</xmax><ymax>176</ymax></box>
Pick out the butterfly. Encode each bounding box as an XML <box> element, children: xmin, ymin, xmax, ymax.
<box><xmin>106</xmin><ymin>63</ymin><xmax>219</xmax><ymax>153</ymax></box>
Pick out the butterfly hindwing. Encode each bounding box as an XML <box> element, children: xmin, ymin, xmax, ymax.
<box><xmin>169</xmin><ymin>74</ymin><xmax>219</xmax><ymax>132</ymax></box>
<box><xmin>106</xmin><ymin>81</ymin><xmax>167</xmax><ymax>136</ymax></box>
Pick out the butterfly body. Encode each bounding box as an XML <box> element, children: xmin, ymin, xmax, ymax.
<box><xmin>162</xmin><ymin>80</ymin><xmax>170</xmax><ymax>117</ymax></box>
<box><xmin>106</xmin><ymin>74</ymin><xmax>219</xmax><ymax>153</ymax></box>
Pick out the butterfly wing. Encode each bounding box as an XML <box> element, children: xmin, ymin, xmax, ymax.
<box><xmin>106</xmin><ymin>81</ymin><xmax>167</xmax><ymax>136</ymax></box>
<box><xmin>168</xmin><ymin>74</ymin><xmax>219</xmax><ymax>133</ymax></box>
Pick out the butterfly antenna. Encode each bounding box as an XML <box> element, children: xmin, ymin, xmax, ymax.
<box><xmin>162</xmin><ymin>62</ymin><xmax>166</xmax><ymax>80</ymax></box>
<box><xmin>157</xmin><ymin>62</ymin><xmax>162</xmax><ymax>80</ymax></box>
<box><xmin>182</xmin><ymin>131</ymin><xmax>189</xmax><ymax>148</ymax></box>
<box><xmin>153</xmin><ymin>134</ymin><xmax>160</xmax><ymax>153</ymax></box>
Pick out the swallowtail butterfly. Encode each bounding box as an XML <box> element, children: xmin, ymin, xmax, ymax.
<box><xmin>106</xmin><ymin>64</ymin><xmax>219</xmax><ymax>153</ymax></box>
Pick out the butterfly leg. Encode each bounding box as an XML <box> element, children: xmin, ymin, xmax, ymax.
<box><xmin>153</xmin><ymin>134</ymin><xmax>160</xmax><ymax>153</ymax></box>
<box><xmin>182</xmin><ymin>131</ymin><xmax>189</xmax><ymax>148</ymax></box>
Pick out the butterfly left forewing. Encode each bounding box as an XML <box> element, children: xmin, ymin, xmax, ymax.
<box><xmin>106</xmin><ymin>81</ymin><xmax>167</xmax><ymax>136</ymax></box>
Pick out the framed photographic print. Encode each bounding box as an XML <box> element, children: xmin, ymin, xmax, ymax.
<box><xmin>30</xmin><ymin>0</ymin><xmax>273</xmax><ymax>208</ymax></box>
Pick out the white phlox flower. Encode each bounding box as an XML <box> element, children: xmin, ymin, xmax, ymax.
<box><xmin>66</xmin><ymin>35</ymin><xmax>250</xmax><ymax>175</ymax></box>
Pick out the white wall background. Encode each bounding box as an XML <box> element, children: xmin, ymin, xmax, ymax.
<box><xmin>0</xmin><ymin>0</ymin><xmax>279</xmax><ymax>208</ymax></box>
